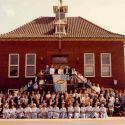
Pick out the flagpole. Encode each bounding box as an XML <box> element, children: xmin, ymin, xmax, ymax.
<box><xmin>59</xmin><ymin>0</ymin><xmax>62</xmax><ymax>50</ymax></box>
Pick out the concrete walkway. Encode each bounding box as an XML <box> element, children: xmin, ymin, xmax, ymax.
<box><xmin>0</xmin><ymin>117</ymin><xmax>125</xmax><ymax>125</ymax></box>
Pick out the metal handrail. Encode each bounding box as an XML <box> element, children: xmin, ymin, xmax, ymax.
<box><xmin>73</xmin><ymin>74</ymin><xmax>92</xmax><ymax>88</ymax></box>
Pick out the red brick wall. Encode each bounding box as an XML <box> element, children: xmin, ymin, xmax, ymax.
<box><xmin>0</xmin><ymin>40</ymin><xmax>124</xmax><ymax>91</ymax></box>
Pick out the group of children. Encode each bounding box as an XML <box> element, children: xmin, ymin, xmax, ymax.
<box><xmin>2</xmin><ymin>102</ymin><xmax>107</xmax><ymax>119</ymax></box>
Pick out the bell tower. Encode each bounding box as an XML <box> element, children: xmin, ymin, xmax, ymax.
<box><xmin>53</xmin><ymin>0</ymin><xmax>68</xmax><ymax>34</ymax></box>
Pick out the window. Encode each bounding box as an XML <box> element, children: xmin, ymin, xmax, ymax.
<box><xmin>56</xmin><ymin>12</ymin><xmax>65</xmax><ymax>20</ymax></box>
<box><xmin>101</xmin><ymin>53</ymin><xmax>112</xmax><ymax>77</ymax></box>
<box><xmin>55</xmin><ymin>25</ymin><xmax>66</xmax><ymax>34</ymax></box>
<box><xmin>8</xmin><ymin>54</ymin><xmax>19</xmax><ymax>78</ymax></box>
<box><xmin>60</xmin><ymin>12</ymin><xmax>65</xmax><ymax>19</ymax></box>
<box><xmin>25</xmin><ymin>53</ymin><xmax>36</xmax><ymax>77</ymax></box>
<box><xmin>84</xmin><ymin>53</ymin><xmax>95</xmax><ymax>77</ymax></box>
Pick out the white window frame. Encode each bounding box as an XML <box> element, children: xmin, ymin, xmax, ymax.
<box><xmin>84</xmin><ymin>53</ymin><xmax>95</xmax><ymax>77</ymax></box>
<box><xmin>55</xmin><ymin>25</ymin><xmax>66</xmax><ymax>34</ymax></box>
<box><xmin>25</xmin><ymin>53</ymin><xmax>36</xmax><ymax>78</ymax></box>
<box><xmin>8</xmin><ymin>53</ymin><xmax>19</xmax><ymax>78</ymax></box>
<box><xmin>101</xmin><ymin>53</ymin><xmax>112</xmax><ymax>77</ymax></box>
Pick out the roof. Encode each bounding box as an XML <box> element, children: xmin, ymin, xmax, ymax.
<box><xmin>0</xmin><ymin>16</ymin><xmax>125</xmax><ymax>39</ymax></box>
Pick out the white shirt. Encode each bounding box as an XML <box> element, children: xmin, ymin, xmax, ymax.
<box><xmin>47</xmin><ymin>106</ymin><xmax>53</xmax><ymax>112</ymax></box>
<box><xmin>95</xmin><ymin>87</ymin><xmax>101</xmax><ymax>93</ymax></box>
<box><xmin>71</xmin><ymin>69</ymin><xmax>77</xmax><ymax>75</ymax></box>
<box><xmin>68</xmin><ymin>106</ymin><xmax>74</xmax><ymax>113</ymax></box>
<box><xmin>53</xmin><ymin>107</ymin><xmax>60</xmax><ymax>113</ymax></box>
<box><xmin>10</xmin><ymin>108</ymin><xmax>16</xmax><ymax>115</ymax></box>
<box><xmin>74</xmin><ymin>106</ymin><xmax>80</xmax><ymax>113</ymax></box>
<box><xmin>93</xmin><ymin>107</ymin><xmax>100</xmax><ymax>113</ymax></box>
<box><xmin>100</xmin><ymin>107</ymin><xmax>107</xmax><ymax>113</ymax></box>
<box><xmin>80</xmin><ymin>107</ymin><xmax>86</xmax><ymax>113</ymax></box>
<box><xmin>86</xmin><ymin>106</ymin><xmax>93</xmax><ymax>112</ymax></box>
<box><xmin>50</xmin><ymin>68</ymin><xmax>55</xmax><ymax>75</ymax></box>
<box><xmin>92</xmin><ymin>85</ymin><xmax>96</xmax><ymax>91</ymax></box>
<box><xmin>58</xmin><ymin>69</ymin><xmax>64</xmax><ymax>74</ymax></box>
<box><xmin>109</xmin><ymin>97</ymin><xmax>115</xmax><ymax>104</ymax></box>
<box><xmin>16</xmin><ymin>108</ymin><xmax>24</xmax><ymax>114</ymax></box>
<box><xmin>33</xmin><ymin>83</ymin><xmax>38</xmax><ymax>89</ymax></box>
<box><xmin>31</xmin><ymin>107</ymin><xmax>38</xmax><ymax>113</ymax></box>
<box><xmin>60</xmin><ymin>107</ymin><xmax>67</xmax><ymax>113</ymax></box>
<box><xmin>24</xmin><ymin>107</ymin><xmax>31</xmax><ymax>113</ymax></box>
<box><xmin>3</xmin><ymin>108</ymin><xmax>10</xmax><ymax>114</ymax></box>
<box><xmin>40</xmin><ymin>107</ymin><xmax>47</xmax><ymax>114</ymax></box>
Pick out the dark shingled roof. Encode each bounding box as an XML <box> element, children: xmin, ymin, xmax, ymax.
<box><xmin>0</xmin><ymin>16</ymin><xmax>125</xmax><ymax>39</ymax></box>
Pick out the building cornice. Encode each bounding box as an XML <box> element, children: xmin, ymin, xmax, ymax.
<box><xmin>0</xmin><ymin>37</ymin><xmax>125</xmax><ymax>42</ymax></box>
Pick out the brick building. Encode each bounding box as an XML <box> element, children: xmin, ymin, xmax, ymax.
<box><xmin>0</xmin><ymin>1</ymin><xmax>125</xmax><ymax>91</ymax></box>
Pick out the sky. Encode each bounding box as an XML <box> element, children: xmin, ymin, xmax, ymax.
<box><xmin>0</xmin><ymin>0</ymin><xmax>125</xmax><ymax>35</ymax></box>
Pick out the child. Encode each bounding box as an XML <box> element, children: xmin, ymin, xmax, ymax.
<box><xmin>3</xmin><ymin>105</ymin><xmax>10</xmax><ymax>119</ymax></box>
<box><xmin>47</xmin><ymin>104</ymin><xmax>53</xmax><ymax>119</ymax></box>
<box><xmin>41</xmin><ymin>104</ymin><xmax>48</xmax><ymax>118</ymax></box>
<box><xmin>80</xmin><ymin>103</ymin><xmax>86</xmax><ymax>118</ymax></box>
<box><xmin>85</xmin><ymin>102</ymin><xmax>93</xmax><ymax>118</ymax></box>
<box><xmin>9</xmin><ymin>105</ymin><xmax>16</xmax><ymax>119</ymax></box>
<box><xmin>31</xmin><ymin>104</ymin><xmax>38</xmax><ymax>119</ymax></box>
<box><xmin>108</xmin><ymin>100</ymin><xmax>114</xmax><ymax>117</ymax></box>
<box><xmin>100</xmin><ymin>104</ymin><xmax>108</xmax><ymax>118</ymax></box>
<box><xmin>93</xmin><ymin>103</ymin><xmax>100</xmax><ymax>118</ymax></box>
<box><xmin>67</xmin><ymin>103</ymin><xmax>74</xmax><ymax>119</ymax></box>
<box><xmin>53</xmin><ymin>103</ymin><xmax>60</xmax><ymax>119</ymax></box>
<box><xmin>24</xmin><ymin>105</ymin><xmax>32</xmax><ymax>119</ymax></box>
<box><xmin>60</xmin><ymin>103</ymin><xmax>67</xmax><ymax>118</ymax></box>
<box><xmin>74</xmin><ymin>103</ymin><xmax>80</xmax><ymax>118</ymax></box>
<box><xmin>37</xmin><ymin>105</ymin><xmax>43</xmax><ymax>118</ymax></box>
<box><xmin>16</xmin><ymin>105</ymin><xmax>24</xmax><ymax>118</ymax></box>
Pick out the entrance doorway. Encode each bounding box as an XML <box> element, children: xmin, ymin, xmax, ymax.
<box><xmin>52</xmin><ymin>55</ymin><xmax>68</xmax><ymax>66</ymax></box>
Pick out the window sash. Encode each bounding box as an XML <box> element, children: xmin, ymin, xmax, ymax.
<box><xmin>26</xmin><ymin>66</ymin><xmax>36</xmax><ymax>77</ymax></box>
<box><xmin>101</xmin><ymin>53</ymin><xmax>112</xmax><ymax>77</ymax></box>
<box><xmin>8</xmin><ymin>54</ymin><xmax>19</xmax><ymax>78</ymax></box>
<box><xmin>25</xmin><ymin>53</ymin><xmax>36</xmax><ymax>77</ymax></box>
<box><xmin>84</xmin><ymin>53</ymin><xmax>95</xmax><ymax>77</ymax></box>
<box><xmin>10</xmin><ymin>55</ymin><xmax>18</xmax><ymax>65</ymax></box>
<box><xmin>56</xmin><ymin>25</ymin><xmax>65</xmax><ymax>34</ymax></box>
<box><xmin>27</xmin><ymin>55</ymin><xmax>36</xmax><ymax>65</ymax></box>
<box><xmin>84</xmin><ymin>65</ymin><xmax>95</xmax><ymax>76</ymax></box>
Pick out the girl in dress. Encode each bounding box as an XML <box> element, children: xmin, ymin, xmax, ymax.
<box><xmin>93</xmin><ymin>103</ymin><xmax>100</xmax><ymax>118</ymax></box>
<box><xmin>41</xmin><ymin>104</ymin><xmax>48</xmax><ymax>118</ymax></box>
<box><xmin>80</xmin><ymin>103</ymin><xmax>86</xmax><ymax>118</ymax></box>
<box><xmin>108</xmin><ymin>100</ymin><xmax>114</xmax><ymax>117</ymax></box>
<box><xmin>85</xmin><ymin>102</ymin><xmax>93</xmax><ymax>118</ymax></box>
<box><xmin>47</xmin><ymin>104</ymin><xmax>53</xmax><ymax>119</ymax></box>
<box><xmin>16</xmin><ymin>105</ymin><xmax>24</xmax><ymax>118</ymax></box>
<box><xmin>9</xmin><ymin>105</ymin><xmax>16</xmax><ymax>119</ymax></box>
<box><xmin>100</xmin><ymin>104</ymin><xmax>108</xmax><ymax>118</ymax></box>
<box><xmin>31</xmin><ymin>104</ymin><xmax>38</xmax><ymax>119</ymax></box>
<box><xmin>24</xmin><ymin>105</ymin><xmax>32</xmax><ymax>119</ymax></box>
<box><xmin>53</xmin><ymin>103</ymin><xmax>60</xmax><ymax>119</ymax></box>
<box><xmin>3</xmin><ymin>105</ymin><xmax>10</xmax><ymax>119</ymax></box>
<box><xmin>37</xmin><ymin>105</ymin><xmax>43</xmax><ymax>118</ymax></box>
<box><xmin>74</xmin><ymin>103</ymin><xmax>80</xmax><ymax>118</ymax></box>
<box><xmin>67</xmin><ymin>103</ymin><xmax>74</xmax><ymax>119</ymax></box>
<box><xmin>60</xmin><ymin>103</ymin><xmax>67</xmax><ymax>118</ymax></box>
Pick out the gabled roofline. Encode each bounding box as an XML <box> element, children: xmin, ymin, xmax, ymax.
<box><xmin>0</xmin><ymin>16</ymin><xmax>125</xmax><ymax>39</ymax></box>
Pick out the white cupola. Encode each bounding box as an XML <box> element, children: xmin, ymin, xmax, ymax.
<box><xmin>53</xmin><ymin>0</ymin><xmax>68</xmax><ymax>34</ymax></box>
